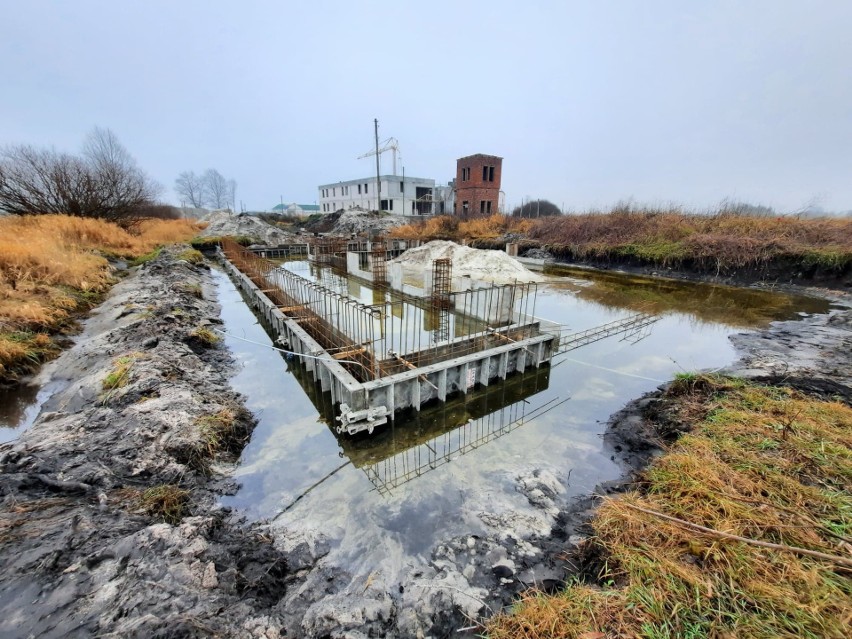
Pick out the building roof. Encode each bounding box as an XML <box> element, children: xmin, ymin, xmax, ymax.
<box><xmin>272</xmin><ymin>203</ymin><xmax>321</xmax><ymax>212</ymax></box>
<box><xmin>456</xmin><ymin>153</ymin><xmax>503</xmax><ymax>161</ymax></box>
<box><xmin>318</xmin><ymin>175</ymin><xmax>435</xmax><ymax>189</ymax></box>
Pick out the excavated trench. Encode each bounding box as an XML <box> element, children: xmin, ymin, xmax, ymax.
<box><xmin>0</xmin><ymin>249</ymin><xmax>841</xmax><ymax>637</ymax></box>
<box><xmin>209</xmin><ymin>260</ymin><xmax>838</xmax><ymax>636</ymax></box>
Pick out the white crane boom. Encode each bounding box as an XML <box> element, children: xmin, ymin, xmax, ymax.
<box><xmin>357</xmin><ymin>137</ymin><xmax>401</xmax><ymax>176</ymax></box>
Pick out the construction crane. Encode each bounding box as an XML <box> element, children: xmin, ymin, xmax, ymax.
<box><xmin>358</xmin><ymin>137</ymin><xmax>401</xmax><ymax>176</ymax></box>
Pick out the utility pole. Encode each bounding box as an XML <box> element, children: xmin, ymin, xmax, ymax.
<box><xmin>374</xmin><ymin>119</ymin><xmax>381</xmax><ymax>212</ymax></box>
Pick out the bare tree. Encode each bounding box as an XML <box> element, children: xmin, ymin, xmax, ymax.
<box><xmin>81</xmin><ymin>127</ymin><xmax>162</xmax><ymax>223</ymax></box>
<box><xmin>174</xmin><ymin>170</ymin><xmax>207</xmax><ymax>208</ymax></box>
<box><xmin>203</xmin><ymin>169</ymin><xmax>231</xmax><ymax>210</ymax></box>
<box><xmin>0</xmin><ymin>128</ymin><xmax>160</xmax><ymax>223</ymax></box>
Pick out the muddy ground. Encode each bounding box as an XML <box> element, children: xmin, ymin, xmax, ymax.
<box><xmin>0</xmin><ymin>247</ymin><xmax>287</xmax><ymax>638</ymax></box>
<box><xmin>1</xmin><ymin>245</ymin><xmax>850</xmax><ymax>638</ymax></box>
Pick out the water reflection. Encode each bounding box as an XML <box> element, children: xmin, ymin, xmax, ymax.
<box><xmin>544</xmin><ymin>264</ymin><xmax>832</xmax><ymax>328</ymax></box>
<box><xmin>217</xmin><ymin>259</ymin><xmax>832</xmax><ymax>562</ymax></box>
<box><xmin>343</xmin><ymin>368</ymin><xmax>552</xmax><ymax>494</ymax></box>
<box><xmin>0</xmin><ymin>382</ymin><xmax>61</xmax><ymax>444</ymax></box>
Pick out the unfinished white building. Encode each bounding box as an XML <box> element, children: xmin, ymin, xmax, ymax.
<box><xmin>318</xmin><ymin>176</ymin><xmax>453</xmax><ymax>216</ymax></box>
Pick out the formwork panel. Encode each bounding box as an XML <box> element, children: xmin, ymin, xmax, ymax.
<box><xmin>219</xmin><ymin>241</ymin><xmax>558</xmax><ymax>435</ymax></box>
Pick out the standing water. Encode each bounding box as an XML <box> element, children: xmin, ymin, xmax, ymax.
<box><xmin>214</xmin><ymin>263</ymin><xmax>832</xmax><ymax>586</ymax></box>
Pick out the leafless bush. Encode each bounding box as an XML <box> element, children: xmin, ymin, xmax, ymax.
<box><xmin>0</xmin><ymin>128</ymin><xmax>161</xmax><ymax>225</ymax></box>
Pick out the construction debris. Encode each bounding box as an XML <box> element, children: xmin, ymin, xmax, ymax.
<box><xmin>198</xmin><ymin>210</ymin><xmax>296</xmax><ymax>245</ymax></box>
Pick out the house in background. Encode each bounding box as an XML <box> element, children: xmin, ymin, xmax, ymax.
<box><xmin>271</xmin><ymin>203</ymin><xmax>321</xmax><ymax>215</ymax></box>
<box><xmin>317</xmin><ymin>176</ymin><xmax>450</xmax><ymax>216</ymax></box>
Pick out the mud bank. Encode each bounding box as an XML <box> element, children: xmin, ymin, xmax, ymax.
<box><xmin>542</xmin><ymin>295</ymin><xmax>852</xmax><ymax>588</ymax></box>
<box><xmin>472</xmin><ymin>238</ymin><xmax>852</xmax><ymax>290</ymax></box>
<box><xmin>541</xmin><ymin>255</ymin><xmax>852</xmax><ymax>291</ymax></box>
<box><xmin>0</xmin><ymin>247</ymin><xmax>287</xmax><ymax>638</ymax></box>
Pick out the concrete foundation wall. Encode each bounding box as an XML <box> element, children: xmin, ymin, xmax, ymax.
<box><xmin>220</xmin><ymin>250</ymin><xmax>556</xmax><ymax>435</ymax></box>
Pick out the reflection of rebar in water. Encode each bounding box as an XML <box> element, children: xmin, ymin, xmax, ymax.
<box><xmin>362</xmin><ymin>394</ymin><xmax>567</xmax><ymax>495</ymax></box>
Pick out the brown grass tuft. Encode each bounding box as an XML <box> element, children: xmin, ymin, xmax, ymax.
<box><xmin>487</xmin><ymin>376</ymin><xmax>852</xmax><ymax>638</ymax></box>
<box><xmin>0</xmin><ymin>214</ymin><xmax>204</xmax><ymax>381</ymax></box>
<box><xmin>390</xmin><ymin>214</ymin><xmax>531</xmax><ymax>241</ymax></box>
<box><xmin>139</xmin><ymin>484</ymin><xmax>190</xmax><ymax>525</ymax></box>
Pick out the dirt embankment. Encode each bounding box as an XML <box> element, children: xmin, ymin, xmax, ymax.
<box><xmin>501</xmin><ymin>296</ymin><xmax>852</xmax><ymax>636</ymax></box>
<box><xmin>0</xmin><ymin>247</ymin><xmax>287</xmax><ymax>638</ymax></box>
<box><xmin>470</xmin><ymin>238</ymin><xmax>852</xmax><ymax>289</ymax></box>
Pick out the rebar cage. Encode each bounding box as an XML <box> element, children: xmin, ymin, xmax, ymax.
<box><xmin>221</xmin><ymin>238</ymin><xmax>556</xmax><ymax>384</ymax></box>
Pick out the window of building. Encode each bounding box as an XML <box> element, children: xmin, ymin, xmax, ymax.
<box><xmin>480</xmin><ymin>200</ymin><xmax>485</xmax><ymax>214</ymax></box>
<box><xmin>462</xmin><ymin>200</ymin><xmax>469</xmax><ymax>214</ymax></box>
<box><xmin>364</xmin><ymin>183</ymin><xmax>368</xmax><ymax>194</ymax></box>
<box><xmin>461</xmin><ymin>167</ymin><xmax>470</xmax><ymax>181</ymax></box>
<box><xmin>358</xmin><ymin>184</ymin><xmax>361</xmax><ymax>194</ymax></box>
<box><xmin>489</xmin><ymin>166</ymin><xmax>495</xmax><ymax>182</ymax></box>
<box><xmin>482</xmin><ymin>166</ymin><xmax>488</xmax><ymax>181</ymax></box>
<box><xmin>400</xmin><ymin>181</ymin><xmax>404</xmax><ymax>194</ymax></box>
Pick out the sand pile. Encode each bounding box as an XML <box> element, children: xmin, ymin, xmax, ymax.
<box><xmin>390</xmin><ymin>240</ymin><xmax>543</xmax><ymax>285</ymax></box>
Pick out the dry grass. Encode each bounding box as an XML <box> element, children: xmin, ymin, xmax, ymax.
<box><xmin>529</xmin><ymin>206</ymin><xmax>852</xmax><ymax>272</ymax></box>
<box><xmin>392</xmin><ymin>206</ymin><xmax>852</xmax><ymax>274</ymax></box>
<box><xmin>0</xmin><ymin>214</ymin><xmax>205</xmax><ymax>381</ymax></box>
<box><xmin>139</xmin><ymin>484</ymin><xmax>190</xmax><ymax>525</ymax></box>
<box><xmin>196</xmin><ymin>406</ymin><xmax>246</xmax><ymax>456</ymax></box>
<box><xmin>488</xmin><ymin>376</ymin><xmax>852</xmax><ymax>639</ymax></box>
<box><xmin>189</xmin><ymin>325</ymin><xmax>220</xmax><ymax>348</ymax></box>
<box><xmin>390</xmin><ymin>214</ymin><xmax>531</xmax><ymax>241</ymax></box>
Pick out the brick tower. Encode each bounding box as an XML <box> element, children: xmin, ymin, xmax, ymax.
<box><xmin>454</xmin><ymin>154</ymin><xmax>502</xmax><ymax>217</ymax></box>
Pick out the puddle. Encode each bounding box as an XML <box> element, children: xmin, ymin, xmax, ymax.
<box><xmin>214</xmin><ymin>264</ymin><xmax>831</xmax><ymax>582</ymax></box>
<box><xmin>0</xmin><ymin>381</ymin><xmax>63</xmax><ymax>444</ymax></box>
<box><xmin>544</xmin><ymin>263</ymin><xmax>833</xmax><ymax>328</ymax></box>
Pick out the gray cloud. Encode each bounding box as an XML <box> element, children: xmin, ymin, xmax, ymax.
<box><xmin>1</xmin><ymin>0</ymin><xmax>849</xmax><ymax>213</ymax></box>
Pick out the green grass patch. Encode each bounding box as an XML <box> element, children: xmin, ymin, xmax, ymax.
<box><xmin>615</xmin><ymin>240</ymin><xmax>690</xmax><ymax>266</ymax></box>
<box><xmin>130</xmin><ymin>246</ymin><xmax>162</xmax><ymax>266</ymax></box>
<box><xmin>176</xmin><ymin>248</ymin><xmax>204</xmax><ymax>264</ymax></box>
<box><xmin>101</xmin><ymin>352</ymin><xmax>142</xmax><ymax>393</ymax></box>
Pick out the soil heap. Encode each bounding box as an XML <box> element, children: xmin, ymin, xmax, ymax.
<box><xmin>304</xmin><ymin>207</ymin><xmax>407</xmax><ymax>236</ymax></box>
<box><xmin>198</xmin><ymin>210</ymin><xmax>296</xmax><ymax>246</ymax></box>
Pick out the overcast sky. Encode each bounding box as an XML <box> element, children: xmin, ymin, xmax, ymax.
<box><xmin>2</xmin><ymin>1</ymin><xmax>850</xmax><ymax>213</ymax></box>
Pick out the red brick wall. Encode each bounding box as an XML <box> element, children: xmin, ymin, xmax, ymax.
<box><xmin>454</xmin><ymin>154</ymin><xmax>502</xmax><ymax>216</ymax></box>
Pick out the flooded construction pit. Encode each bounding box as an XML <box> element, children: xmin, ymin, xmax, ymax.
<box><xmin>212</xmin><ymin>259</ymin><xmax>834</xmax><ymax>607</ymax></box>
